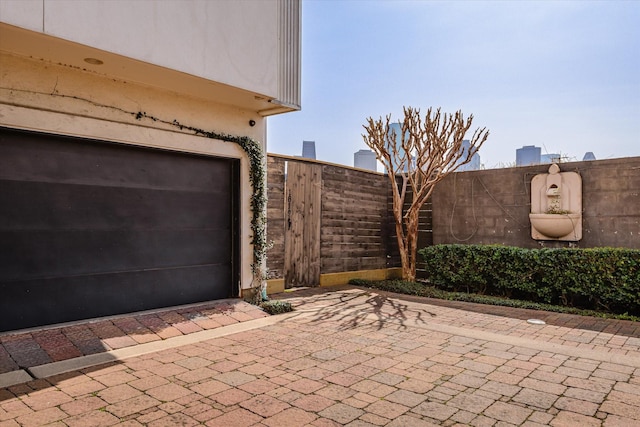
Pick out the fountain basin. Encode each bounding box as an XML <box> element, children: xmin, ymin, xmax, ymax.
<box><xmin>529</xmin><ymin>213</ymin><xmax>581</xmax><ymax>240</ymax></box>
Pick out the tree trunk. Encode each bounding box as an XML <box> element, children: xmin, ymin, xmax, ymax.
<box><xmin>393</xmin><ymin>199</ymin><xmax>409</xmax><ymax>281</ymax></box>
<box><xmin>400</xmin><ymin>208</ymin><xmax>420</xmax><ymax>282</ymax></box>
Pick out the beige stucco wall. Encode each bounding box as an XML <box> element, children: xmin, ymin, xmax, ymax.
<box><xmin>0</xmin><ymin>51</ymin><xmax>263</xmax><ymax>292</ymax></box>
<box><xmin>0</xmin><ymin>0</ymin><xmax>280</xmax><ymax>98</ymax></box>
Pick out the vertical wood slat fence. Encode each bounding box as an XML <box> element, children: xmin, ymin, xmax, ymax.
<box><xmin>283</xmin><ymin>161</ymin><xmax>321</xmax><ymax>287</ymax></box>
<box><xmin>266</xmin><ymin>154</ymin><xmax>433</xmax><ymax>286</ymax></box>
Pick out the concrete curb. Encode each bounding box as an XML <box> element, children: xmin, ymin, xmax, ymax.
<box><xmin>0</xmin><ymin>370</ymin><xmax>34</xmax><ymax>389</ymax></box>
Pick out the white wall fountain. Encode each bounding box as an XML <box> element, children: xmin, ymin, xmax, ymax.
<box><xmin>529</xmin><ymin>163</ymin><xmax>582</xmax><ymax>241</ymax></box>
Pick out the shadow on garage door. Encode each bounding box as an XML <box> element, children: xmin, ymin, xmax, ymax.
<box><xmin>0</xmin><ymin>127</ymin><xmax>240</xmax><ymax>332</ymax></box>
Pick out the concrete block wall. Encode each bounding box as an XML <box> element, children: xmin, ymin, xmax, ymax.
<box><xmin>432</xmin><ymin>157</ymin><xmax>640</xmax><ymax>249</ymax></box>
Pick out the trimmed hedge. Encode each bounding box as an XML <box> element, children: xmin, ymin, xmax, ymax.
<box><xmin>418</xmin><ymin>245</ymin><xmax>640</xmax><ymax>316</ymax></box>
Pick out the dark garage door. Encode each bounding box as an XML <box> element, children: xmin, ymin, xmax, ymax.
<box><xmin>0</xmin><ymin>127</ymin><xmax>239</xmax><ymax>332</ymax></box>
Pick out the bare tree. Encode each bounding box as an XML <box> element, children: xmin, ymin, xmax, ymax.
<box><xmin>363</xmin><ymin>107</ymin><xmax>489</xmax><ymax>281</ymax></box>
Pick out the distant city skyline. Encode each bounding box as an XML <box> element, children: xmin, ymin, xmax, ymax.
<box><xmin>301</xmin><ymin>140</ymin><xmax>316</xmax><ymax>160</ymax></box>
<box><xmin>267</xmin><ymin>1</ymin><xmax>639</xmax><ymax>168</ymax></box>
<box><xmin>353</xmin><ymin>149</ymin><xmax>377</xmax><ymax>171</ymax></box>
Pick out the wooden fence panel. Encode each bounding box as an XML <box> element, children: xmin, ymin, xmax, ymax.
<box><xmin>265</xmin><ymin>155</ymin><xmax>432</xmax><ymax>282</ymax></box>
<box><xmin>266</xmin><ymin>156</ymin><xmax>285</xmax><ymax>279</ymax></box>
<box><xmin>321</xmin><ymin>164</ymin><xmax>396</xmax><ymax>273</ymax></box>
<box><xmin>284</xmin><ymin>161</ymin><xmax>322</xmax><ymax>287</ymax></box>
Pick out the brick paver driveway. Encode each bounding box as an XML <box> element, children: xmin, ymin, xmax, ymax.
<box><xmin>1</xmin><ymin>285</ymin><xmax>639</xmax><ymax>426</ymax></box>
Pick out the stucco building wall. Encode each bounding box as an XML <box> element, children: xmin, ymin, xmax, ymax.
<box><xmin>1</xmin><ymin>0</ymin><xmax>301</xmax><ymax>296</ymax></box>
<box><xmin>0</xmin><ymin>0</ymin><xmax>284</xmax><ymax>99</ymax></box>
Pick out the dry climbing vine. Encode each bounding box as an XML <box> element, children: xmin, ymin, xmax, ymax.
<box><xmin>135</xmin><ymin>112</ymin><xmax>269</xmax><ymax>289</ymax></box>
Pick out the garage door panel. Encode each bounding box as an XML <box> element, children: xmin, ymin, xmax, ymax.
<box><xmin>1</xmin><ymin>180</ymin><xmax>231</xmax><ymax>230</ymax></box>
<box><xmin>0</xmin><ymin>265</ymin><xmax>232</xmax><ymax>331</ymax></box>
<box><xmin>0</xmin><ymin>128</ymin><xmax>239</xmax><ymax>332</ymax></box>
<box><xmin>0</xmin><ymin>132</ymin><xmax>231</xmax><ymax>192</ymax></box>
<box><xmin>0</xmin><ymin>229</ymin><xmax>231</xmax><ymax>281</ymax></box>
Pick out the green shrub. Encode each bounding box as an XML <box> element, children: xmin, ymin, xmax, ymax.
<box><xmin>418</xmin><ymin>244</ymin><xmax>640</xmax><ymax>316</ymax></box>
<box><xmin>260</xmin><ymin>300</ymin><xmax>294</xmax><ymax>315</ymax></box>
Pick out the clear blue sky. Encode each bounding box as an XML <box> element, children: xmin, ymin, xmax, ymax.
<box><xmin>267</xmin><ymin>0</ymin><xmax>640</xmax><ymax>169</ymax></box>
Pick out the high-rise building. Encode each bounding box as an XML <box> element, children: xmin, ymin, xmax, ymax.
<box><xmin>516</xmin><ymin>145</ymin><xmax>541</xmax><ymax>166</ymax></box>
<box><xmin>456</xmin><ymin>140</ymin><xmax>481</xmax><ymax>171</ymax></box>
<box><xmin>354</xmin><ymin>149</ymin><xmax>377</xmax><ymax>171</ymax></box>
<box><xmin>387</xmin><ymin>123</ymin><xmax>412</xmax><ymax>173</ymax></box>
<box><xmin>302</xmin><ymin>140</ymin><xmax>316</xmax><ymax>160</ymax></box>
<box><xmin>583</xmin><ymin>152</ymin><xmax>596</xmax><ymax>161</ymax></box>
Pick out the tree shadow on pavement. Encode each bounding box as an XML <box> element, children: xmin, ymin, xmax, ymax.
<box><xmin>276</xmin><ymin>287</ymin><xmax>437</xmax><ymax>331</ymax></box>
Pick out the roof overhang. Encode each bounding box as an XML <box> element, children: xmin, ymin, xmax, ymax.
<box><xmin>0</xmin><ymin>23</ymin><xmax>295</xmax><ymax>117</ymax></box>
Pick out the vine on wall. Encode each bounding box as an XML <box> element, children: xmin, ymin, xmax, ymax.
<box><xmin>136</xmin><ymin>112</ymin><xmax>269</xmax><ymax>291</ymax></box>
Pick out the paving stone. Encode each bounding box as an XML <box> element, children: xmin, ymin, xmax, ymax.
<box><xmin>450</xmin><ymin>373</ymin><xmax>488</xmax><ymax>388</ymax></box>
<box><xmin>98</xmin><ymin>384</ymin><xmax>143</xmax><ymax>404</ymax></box>
<box><xmin>325</xmin><ymin>372</ymin><xmax>363</xmax><ymax>387</ymax></box>
<box><xmin>262</xmin><ymin>407</ymin><xmax>318</xmax><ymax>427</ymax></box>
<box><xmin>205</xmin><ymin>407</ymin><xmax>262</xmax><ymax>427</ymax></box>
<box><xmin>385</xmin><ymin>389</ymin><xmax>428</xmax><ymax>407</ymax></box>
<box><xmin>563</xmin><ymin>377</ymin><xmax>615</xmax><ymax>394</ymax></box>
<box><xmin>603</xmin><ymin>414</ymin><xmax>640</xmax><ymax>426</ymax></box>
<box><xmin>292</xmin><ymin>394</ymin><xmax>335</xmax><ymax>412</ymax></box>
<box><xmin>313</xmin><ymin>349</ymin><xmax>346</xmax><ymax>361</ymax></box>
<box><xmin>173</xmin><ymin>356</ymin><xmax>211</xmax><ymax>370</ymax></box>
<box><xmin>318</xmin><ymin>403</ymin><xmax>365</xmax><ymax>424</ymax></box>
<box><xmin>147</xmin><ymin>412</ymin><xmax>199</xmax><ymax>427</ymax></box>
<box><xmin>593</xmin><ymin>368</ymin><xmax>631</xmax><ymax>382</ymax></box>
<box><xmin>512</xmin><ymin>388</ymin><xmax>558</xmax><ymax>409</ymax></box>
<box><xmin>554</xmin><ymin>396</ymin><xmax>599</xmax><ymax>416</ymax></box>
<box><xmin>207</xmin><ymin>387</ymin><xmax>251</xmax><ymax>406</ymax></box>
<box><xmin>287</xmin><ymin>378</ymin><xmax>325</xmax><ymax>394</ymax></box>
<box><xmin>146</xmin><ymin>383</ymin><xmax>192</xmax><ymax>402</ymax></box>
<box><xmin>64</xmin><ymin>410</ymin><xmax>120</xmax><ymax>427</ymax></box>
<box><xmin>106</xmin><ymin>394</ymin><xmax>161</xmax><ymax>418</ymax></box>
<box><xmin>239</xmin><ymin>394</ymin><xmax>290</xmax><ymax>417</ymax></box>
<box><xmin>62</xmin><ymin>379</ymin><xmax>106</xmax><ymax>398</ymax></box>
<box><xmin>448</xmin><ymin>391</ymin><xmax>494</xmax><ymax>413</ymax></box>
<box><xmin>366</xmin><ymin>399</ymin><xmax>409</xmax><ymax>419</ymax></box>
<box><xmin>488</xmin><ymin>371</ymin><xmax>529</xmax><ymax>388</ymax></box>
<box><xmin>214</xmin><ymin>371</ymin><xmax>256</xmax><ymax>386</ymax></box>
<box><xmin>362</xmin><ymin>356</ymin><xmax>399</xmax><ymax>370</ymax></box>
<box><xmin>316</xmin><ymin>384</ymin><xmax>357</xmax><ymax>400</ymax></box>
<box><xmin>344</xmin><ymin>420</ymin><xmax>379</xmax><ymax>427</ymax></box>
<box><xmin>612</xmin><ymin>382</ymin><xmax>640</xmax><ymax>396</ymax></box>
<box><xmin>484</xmin><ymin>401</ymin><xmax>532</xmax><ymax>425</ymax></box>
<box><xmin>354</xmin><ymin>412</ymin><xmax>388</xmax><ymax>426</ymax></box>
<box><xmin>469</xmin><ymin>413</ymin><xmax>497</xmax><ymax>427</ymax></box>
<box><xmin>15</xmin><ymin>407</ymin><xmax>67</xmax><ymax>426</ymax></box>
<box><xmin>411</xmin><ymin>401</ymin><xmax>457</xmax><ymax>421</ymax></box>
<box><xmin>7</xmin><ymin>347</ymin><xmax>52</xmax><ymax>368</ymax></box>
<box><xmin>396</xmin><ymin>378</ymin><xmax>435</xmax><ymax>394</ymax></box>
<box><xmin>600</xmin><ymin>399</ymin><xmax>640</xmax><ymax>420</ymax></box>
<box><xmin>550</xmin><ymin>410</ymin><xmax>602</xmax><ymax>426</ymax></box>
<box><xmin>20</xmin><ymin>389</ymin><xmax>73</xmax><ymax>411</ymax></box>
